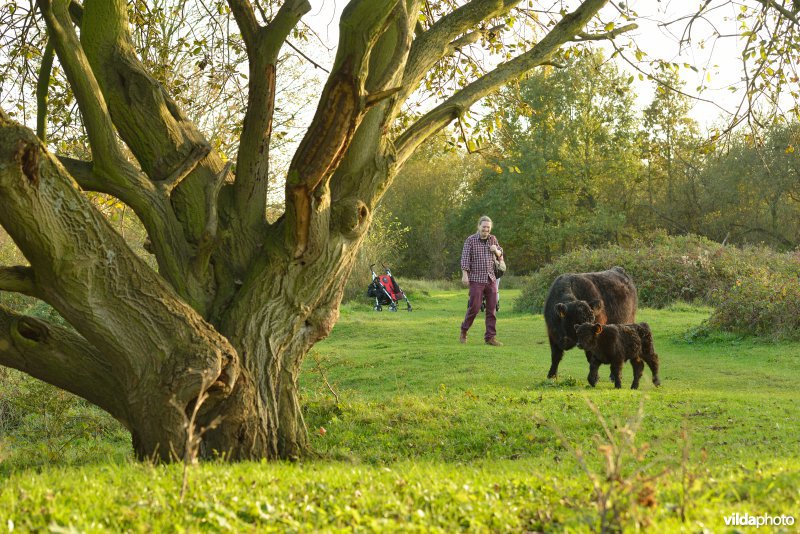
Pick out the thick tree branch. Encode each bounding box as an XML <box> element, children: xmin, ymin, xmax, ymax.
<box><xmin>0</xmin><ymin>266</ymin><xmax>38</xmax><ymax>298</ymax></box>
<box><xmin>398</xmin><ymin>0</ymin><xmax>520</xmax><ymax>107</ymax></box>
<box><xmin>366</xmin><ymin>0</ymin><xmax>412</xmax><ymax>94</ymax></box>
<box><xmin>80</xmin><ymin>0</ymin><xmax>226</xmax><ymax>271</ymax></box>
<box><xmin>36</xmin><ymin>38</ymin><xmax>55</xmax><ymax>142</ymax></box>
<box><xmin>285</xmin><ymin>0</ymin><xmax>400</xmax><ymax>259</ymax></box>
<box><xmin>80</xmin><ymin>1</ymin><xmax>212</xmax><ymax>183</ymax></box>
<box><xmin>0</xmin><ymin>304</ymin><xmax>129</xmax><ymax>427</ymax></box>
<box><xmin>262</xmin><ymin>0</ymin><xmax>312</xmax><ymax>51</ymax></box>
<box><xmin>325</xmin><ymin>1</ymin><xmax>418</xmax><ymax>210</ymax></box>
<box><xmin>192</xmin><ymin>162</ymin><xmax>232</xmax><ymax>278</ymax></box>
<box><xmin>57</xmin><ymin>155</ymin><xmax>114</xmax><ymax>191</ymax></box>
<box><xmin>157</xmin><ymin>143</ymin><xmax>212</xmax><ymax>196</ymax></box>
<box><xmin>57</xmin><ymin>155</ymin><xmax>152</xmax><ymax>204</ymax></box>
<box><xmin>37</xmin><ymin>0</ymin><xmax>131</xmax><ymax>183</ymax></box>
<box><xmin>37</xmin><ymin>2</ymin><xmax>200</xmax><ymax>288</ymax></box>
<box><xmin>228</xmin><ymin>0</ymin><xmax>260</xmax><ymax>52</ymax></box>
<box><xmin>395</xmin><ymin>0</ymin><xmax>617</xmax><ymax>166</ymax></box>
<box><xmin>55</xmin><ymin>154</ymin><xmax>203</xmax><ymax>297</ymax></box>
<box><xmin>232</xmin><ymin>0</ymin><xmax>311</xmax><ymax>233</ymax></box>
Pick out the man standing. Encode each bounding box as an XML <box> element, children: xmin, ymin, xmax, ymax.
<box><xmin>460</xmin><ymin>215</ymin><xmax>503</xmax><ymax>346</ymax></box>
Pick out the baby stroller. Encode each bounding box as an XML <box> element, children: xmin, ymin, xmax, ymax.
<box><xmin>367</xmin><ymin>263</ymin><xmax>412</xmax><ymax>312</ymax></box>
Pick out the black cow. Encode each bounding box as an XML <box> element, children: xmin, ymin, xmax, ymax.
<box><xmin>574</xmin><ymin>322</ymin><xmax>661</xmax><ymax>389</ymax></box>
<box><xmin>543</xmin><ymin>266</ymin><xmax>637</xmax><ymax>379</ymax></box>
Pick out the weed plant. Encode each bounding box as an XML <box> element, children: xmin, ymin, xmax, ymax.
<box><xmin>0</xmin><ymin>368</ymin><xmax>129</xmax><ymax>471</ymax></box>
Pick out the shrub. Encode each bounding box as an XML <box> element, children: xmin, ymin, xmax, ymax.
<box><xmin>513</xmin><ymin>233</ymin><xmax>800</xmax><ymax>339</ymax></box>
<box><xmin>707</xmin><ymin>268</ymin><xmax>800</xmax><ymax>340</ymax></box>
<box><xmin>496</xmin><ymin>274</ymin><xmax>528</xmax><ymax>290</ymax></box>
<box><xmin>516</xmin><ymin>234</ymin><xmax>727</xmax><ymax>312</ymax></box>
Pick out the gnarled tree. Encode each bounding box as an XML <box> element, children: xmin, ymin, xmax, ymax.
<box><xmin>0</xmin><ymin>0</ymin><xmax>632</xmax><ymax>461</ymax></box>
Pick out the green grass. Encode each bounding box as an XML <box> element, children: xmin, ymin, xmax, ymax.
<box><xmin>1</xmin><ymin>289</ymin><xmax>799</xmax><ymax>532</ymax></box>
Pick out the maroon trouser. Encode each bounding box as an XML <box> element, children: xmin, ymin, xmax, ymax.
<box><xmin>461</xmin><ymin>280</ymin><xmax>498</xmax><ymax>340</ymax></box>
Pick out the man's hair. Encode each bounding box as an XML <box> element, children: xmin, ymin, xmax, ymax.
<box><xmin>477</xmin><ymin>215</ymin><xmax>492</xmax><ymax>227</ymax></box>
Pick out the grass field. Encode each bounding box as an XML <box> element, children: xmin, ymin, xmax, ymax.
<box><xmin>1</xmin><ymin>288</ymin><xmax>799</xmax><ymax>532</ymax></box>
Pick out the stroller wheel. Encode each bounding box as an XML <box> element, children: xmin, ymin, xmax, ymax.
<box><xmin>390</xmin><ymin>305</ymin><xmax>398</xmax><ymax>312</ymax></box>
<box><xmin>375</xmin><ymin>305</ymin><xmax>382</xmax><ymax>311</ymax></box>
<box><xmin>407</xmin><ymin>305</ymin><xmax>412</xmax><ymax>312</ymax></box>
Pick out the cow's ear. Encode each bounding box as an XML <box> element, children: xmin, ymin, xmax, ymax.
<box><xmin>556</xmin><ymin>303</ymin><xmax>567</xmax><ymax>318</ymax></box>
<box><xmin>589</xmin><ymin>299</ymin><xmax>602</xmax><ymax>313</ymax></box>
<box><xmin>594</xmin><ymin>323</ymin><xmax>603</xmax><ymax>335</ymax></box>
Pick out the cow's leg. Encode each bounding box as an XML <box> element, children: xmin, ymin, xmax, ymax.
<box><xmin>547</xmin><ymin>333</ymin><xmax>564</xmax><ymax>379</ymax></box>
<box><xmin>645</xmin><ymin>352</ymin><xmax>661</xmax><ymax>386</ymax></box>
<box><xmin>587</xmin><ymin>359</ymin><xmax>601</xmax><ymax>387</ymax></box>
<box><xmin>630</xmin><ymin>358</ymin><xmax>644</xmax><ymax>389</ymax></box>
<box><xmin>611</xmin><ymin>359</ymin><xmax>623</xmax><ymax>389</ymax></box>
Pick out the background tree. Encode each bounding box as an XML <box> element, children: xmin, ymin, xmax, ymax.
<box><xmin>0</xmin><ymin>0</ymin><xmax>632</xmax><ymax>461</ymax></box>
<box><xmin>378</xmin><ymin>134</ymin><xmax>479</xmax><ymax>279</ymax></box>
<box><xmin>641</xmin><ymin>70</ymin><xmax>704</xmax><ymax>233</ymax></box>
<box><xmin>698</xmin><ymin>124</ymin><xmax>800</xmax><ymax>248</ymax></box>
<box><xmin>453</xmin><ymin>50</ymin><xmax>640</xmax><ymax>271</ymax></box>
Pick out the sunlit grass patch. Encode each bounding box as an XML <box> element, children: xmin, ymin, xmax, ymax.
<box><xmin>1</xmin><ymin>289</ymin><xmax>799</xmax><ymax>531</ymax></box>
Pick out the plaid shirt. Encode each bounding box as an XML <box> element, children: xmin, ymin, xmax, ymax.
<box><xmin>461</xmin><ymin>233</ymin><xmax>502</xmax><ymax>283</ymax></box>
